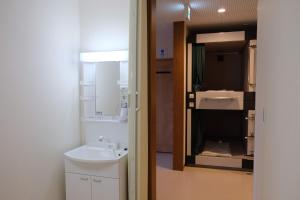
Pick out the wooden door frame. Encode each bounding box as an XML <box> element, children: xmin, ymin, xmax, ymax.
<box><xmin>172</xmin><ymin>21</ymin><xmax>186</xmax><ymax>171</ymax></box>
<box><xmin>147</xmin><ymin>0</ymin><xmax>187</xmax><ymax>198</ymax></box>
<box><xmin>147</xmin><ymin>0</ymin><xmax>156</xmax><ymax>200</ymax></box>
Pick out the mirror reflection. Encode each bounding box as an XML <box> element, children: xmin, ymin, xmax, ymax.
<box><xmin>95</xmin><ymin>61</ymin><xmax>128</xmax><ymax>118</ymax></box>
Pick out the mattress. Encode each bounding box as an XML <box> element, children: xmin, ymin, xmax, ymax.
<box><xmin>196</xmin><ymin>140</ymin><xmax>243</xmax><ymax>168</ymax></box>
<box><xmin>201</xmin><ymin>141</ymin><xmax>232</xmax><ymax>157</ymax></box>
<box><xmin>196</xmin><ymin>90</ymin><xmax>244</xmax><ymax>110</ymax></box>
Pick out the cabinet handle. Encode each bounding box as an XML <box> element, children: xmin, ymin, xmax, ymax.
<box><xmin>93</xmin><ymin>179</ymin><xmax>102</xmax><ymax>183</ymax></box>
<box><xmin>80</xmin><ymin>177</ymin><xmax>89</xmax><ymax>181</ymax></box>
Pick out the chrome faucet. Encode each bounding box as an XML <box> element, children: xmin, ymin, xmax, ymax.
<box><xmin>98</xmin><ymin>136</ymin><xmax>106</xmax><ymax>142</ymax></box>
<box><xmin>98</xmin><ymin>136</ymin><xmax>119</xmax><ymax>155</ymax></box>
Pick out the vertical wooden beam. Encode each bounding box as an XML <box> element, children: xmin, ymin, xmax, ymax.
<box><xmin>147</xmin><ymin>0</ymin><xmax>156</xmax><ymax>199</ymax></box>
<box><xmin>173</xmin><ymin>21</ymin><xmax>186</xmax><ymax>171</ymax></box>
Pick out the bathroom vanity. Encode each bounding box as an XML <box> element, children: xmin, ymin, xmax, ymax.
<box><xmin>69</xmin><ymin>50</ymin><xmax>130</xmax><ymax>200</ymax></box>
<box><xmin>64</xmin><ymin>146</ymin><xmax>128</xmax><ymax>200</ymax></box>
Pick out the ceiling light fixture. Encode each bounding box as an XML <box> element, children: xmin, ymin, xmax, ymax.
<box><xmin>80</xmin><ymin>50</ymin><xmax>128</xmax><ymax>63</ymax></box>
<box><xmin>218</xmin><ymin>8</ymin><xmax>226</xmax><ymax>13</ymax></box>
<box><xmin>184</xmin><ymin>3</ymin><xmax>191</xmax><ymax>21</ymax></box>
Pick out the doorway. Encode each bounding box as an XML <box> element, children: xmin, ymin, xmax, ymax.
<box><xmin>149</xmin><ymin>0</ymin><xmax>258</xmax><ymax>200</ymax></box>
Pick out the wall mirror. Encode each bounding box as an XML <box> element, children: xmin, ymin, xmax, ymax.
<box><xmin>80</xmin><ymin>51</ymin><xmax>129</xmax><ymax>122</ymax></box>
<box><xmin>95</xmin><ymin>61</ymin><xmax>128</xmax><ymax>117</ymax></box>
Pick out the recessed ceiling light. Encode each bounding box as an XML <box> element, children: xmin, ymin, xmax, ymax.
<box><xmin>218</xmin><ymin>8</ymin><xmax>226</xmax><ymax>13</ymax></box>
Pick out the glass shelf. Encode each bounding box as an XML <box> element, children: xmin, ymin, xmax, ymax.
<box><xmin>80</xmin><ymin>96</ymin><xmax>96</xmax><ymax>101</ymax></box>
<box><xmin>80</xmin><ymin>81</ymin><xmax>96</xmax><ymax>86</ymax></box>
<box><xmin>81</xmin><ymin>117</ymin><xmax>127</xmax><ymax>123</ymax></box>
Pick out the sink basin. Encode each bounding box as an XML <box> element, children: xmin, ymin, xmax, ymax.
<box><xmin>64</xmin><ymin>145</ymin><xmax>127</xmax><ymax>164</ymax></box>
<box><xmin>64</xmin><ymin>145</ymin><xmax>128</xmax><ymax>199</ymax></box>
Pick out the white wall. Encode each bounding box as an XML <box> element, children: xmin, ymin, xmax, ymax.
<box><xmin>83</xmin><ymin>123</ymin><xmax>128</xmax><ymax>147</ymax></box>
<box><xmin>0</xmin><ymin>1</ymin><xmax>81</xmax><ymax>200</ymax></box>
<box><xmin>80</xmin><ymin>0</ymin><xmax>129</xmax><ymax>52</ymax></box>
<box><xmin>79</xmin><ymin>0</ymin><xmax>129</xmax><ymax>147</ymax></box>
<box><xmin>255</xmin><ymin>0</ymin><xmax>300</xmax><ymax>199</ymax></box>
<box><xmin>157</xmin><ymin>23</ymin><xmax>174</xmax><ymax>58</ymax></box>
<box><xmin>156</xmin><ymin>0</ymin><xmax>185</xmax><ymax>59</ymax></box>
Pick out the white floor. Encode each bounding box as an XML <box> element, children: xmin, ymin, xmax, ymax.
<box><xmin>157</xmin><ymin>153</ymin><xmax>253</xmax><ymax>200</ymax></box>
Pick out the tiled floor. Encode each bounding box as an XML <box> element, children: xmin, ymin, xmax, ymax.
<box><xmin>157</xmin><ymin>153</ymin><xmax>253</xmax><ymax>200</ymax></box>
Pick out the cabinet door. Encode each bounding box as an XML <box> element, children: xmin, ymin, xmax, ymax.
<box><xmin>247</xmin><ymin>111</ymin><xmax>255</xmax><ymax>137</ymax></box>
<box><xmin>92</xmin><ymin>176</ymin><xmax>119</xmax><ymax>200</ymax></box>
<box><xmin>247</xmin><ymin>137</ymin><xmax>255</xmax><ymax>155</ymax></box>
<box><xmin>66</xmin><ymin>173</ymin><xmax>91</xmax><ymax>200</ymax></box>
<box><xmin>248</xmin><ymin>45</ymin><xmax>257</xmax><ymax>91</ymax></box>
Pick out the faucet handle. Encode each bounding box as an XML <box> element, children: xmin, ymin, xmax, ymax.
<box><xmin>98</xmin><ymin>136</ymin><xmax>111</xmax><ymax>143</ymax></box>
<box><xmin>107</xmin><ymin>142</ymin><xmax>116</xmax><ymax>150</ymax></box>
<box><xmin>98</xmin><ymin>136</ymin><xmax>105</xmax><ymax>142</ymax></box>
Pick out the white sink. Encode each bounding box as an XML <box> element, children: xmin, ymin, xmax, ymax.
<box><xmin>64</xmin><ymin>145</ymin><xmax>127</xmax><ymax>164</ymax></box>
<box><xmin>64</xmin><ymin>145</ymin><xmax>128</xmax><ymax>200</ymax></box>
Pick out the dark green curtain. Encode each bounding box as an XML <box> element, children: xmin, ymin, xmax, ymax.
<box><xmin>192</xmin><ymin>44</ymin><xmax>205</xmax><ymax>91</ymax></box>
<box><xmin>191</xmin><ymin>45</ymin><xmax>205</xmax><ymax>155</ymax></box>
<box><xmin>192</xmin><ymin>110</ymin><xmax>204</xmax><ymax>155</ymax></box>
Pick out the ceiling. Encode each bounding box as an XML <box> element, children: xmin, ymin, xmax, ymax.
<box><xmin>157</xmin><ymin>0</ymin><xmax>258</xmax><ymax>28</ymax></box>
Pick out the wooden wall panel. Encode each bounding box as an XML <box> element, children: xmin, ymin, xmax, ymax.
<box><xmin>147</xmin><ymin>0</ymin><xmax>156</xmax><ymax>199</ymax></box>
<box><xmin>204</xmin><ymin>53</ymin><xmax>243</xmax><ymax>91</ymax></box>
<box><xmin>156</xmin><ymin>59</ymin><xmax>173</xmax><ymax>153</ymax></box>
<box><xmin>173</xmin><ymin>21</ymin><xmax>186</xmax><ymax>171</ymax></box>
<box><xmin>156</xmin><ymin>58</ymin><xmax>173</xmax><ymax>71</ymax></box>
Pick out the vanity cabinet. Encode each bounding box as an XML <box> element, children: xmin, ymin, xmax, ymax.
<box><xmin>66</xmin><ymin>173</ymin><xmax>91</xmax><ymax>200</ymax></box>
<box><xmin>64</xmin><ymin>153</ymin><xmax>127</xmax><ymax>200</ymax></box>
<box><xmin>66</xmin><ymin>173</ymin><xmax>121</xmax><ymax>200</ymax></box>
<box><xmin>92</xmin><ymin>176</ymin><xmax>120</xmax><ymax>200</ymax></box>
